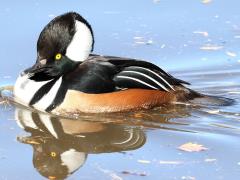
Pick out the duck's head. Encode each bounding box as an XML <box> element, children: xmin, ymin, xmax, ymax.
<box><xmin>26</xmin><ymin>12</ymin><xmax>94</xmax><ymax>81</ymax></box>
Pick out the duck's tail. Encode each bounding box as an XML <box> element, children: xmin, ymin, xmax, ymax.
<box><xmin>174</xmin><ymin>87</ymin><xmax>234</xmax><ymax>106</ymax></box>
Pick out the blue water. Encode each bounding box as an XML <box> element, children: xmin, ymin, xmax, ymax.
<box><xmin>0</xmin><ymin>1</ymin><xmax>240</xmax><ymax>179</ymax></box>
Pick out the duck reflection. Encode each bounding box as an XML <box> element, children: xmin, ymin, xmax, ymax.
<box><xmin>15</xmin><ymin>107</ymin><xmax>146</xmax><ymax>179</ymax></box>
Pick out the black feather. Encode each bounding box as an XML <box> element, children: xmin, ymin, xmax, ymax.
<box><xmin>64</xmin><ymin>60</ymin><xmax>117</xmax><ymax>93</ymax></box>
<box><xmin>60</xmin><ymin>54</ymin><xmax>190</xmax><ymax>93</ymax></box>
<box><xmin>95</xmin><ymin>54</ymin><xmax>190</xmax><ymax>86</ymax></box>
<box><xmin>29</xmin><ymin>78</ymin><xmax>59</xmax><ymax>106</ymax></box>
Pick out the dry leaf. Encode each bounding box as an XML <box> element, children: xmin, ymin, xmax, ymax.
<box><xmin>178</xmin><ymin>142</ymin><xmax>208</xmax><ymax>152</ymax></box>
<box><xmin>159</xmin><ymin>160</ymin><xmax>183</xmax><ymax>165</ymax></box>
<box><xmin>200</xmin><ymin>44</ymin><xmax>223</xmax><ymax>51</ymax></box>
<box><xmin>121</xmin><ymin>171</ymin><xmax>147</xmax><ymax>176</ymax></box>
<box><xmin>204</xmin><ymin>158</ymin><xmax>217</xmax><ymax>162</ymax></box>
<box><xmin>137</xmin><ymin>160</ymin><xmax>151</xmax><ymax>164</ymax></box>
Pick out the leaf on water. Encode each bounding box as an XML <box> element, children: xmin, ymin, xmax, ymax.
<box><xmin>200</xmin><ymin>44</ymin><xmax>223</xmax><ymax>51</ymax></box>
<box><xmin>159</xmin><ymin>160</ymin><xmax>183</xmax><ymax>165</ymax></box>
<box><xmin>204</xmin><ymin>158</ymin><xmax>217</xmax><ymax>162</ymax></box>
<box><xmin>121</xmin><ymin>171</ymin><xmax>148</xmax><ymax>177</ymax></box>
<box><xmin>178</xmin><ymin>142</ymin><xmax>208</xmax><ymax>152</ymax></box>
<box><xmin>137</xmin><ymin>159</ymin><xmax>151</xmax><ymax>164</ymax></box>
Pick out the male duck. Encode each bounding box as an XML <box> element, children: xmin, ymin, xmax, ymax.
<box><xmin>14</xmin><ymin>12</ymin><xmax>224</xmax><ymax>114</ymax></box>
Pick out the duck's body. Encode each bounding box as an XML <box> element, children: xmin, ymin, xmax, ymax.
<box><xmin>52</xmin><ymin>55</ymin><xmax>196</xmax><ymax>114</ymax></box>
<box><xmin>13</xmin><ymin>12</ymin><xmax>214</xmax><ymax>114</ymax></box>
<box><xmin>14</xmin><ymin>54</ymin><xmax>199</xmax><ymax>114</ymax></box>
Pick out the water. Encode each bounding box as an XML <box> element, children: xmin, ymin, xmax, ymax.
<box><xmin>0</xmin><ymin>0</ymin><xmax>240</xmax><ymax>179</ymax></box>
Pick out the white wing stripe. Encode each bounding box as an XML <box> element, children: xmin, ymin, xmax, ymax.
<box><xmin>122</xmin><ymin>70</ymin><xmax>169</xmax><ymax>91</ymax></box>
<box><xmin>130</xmin><ymin>66</ymin><xmax>175</xmax><ymax>91</ymax></box>
<box><xmin>116</xmin><ymin>75</ymin><xmax>158</xmax><ymax>90</ymax></box>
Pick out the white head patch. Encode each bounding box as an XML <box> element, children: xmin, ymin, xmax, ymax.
<box><xmin>66</xmin><ymin>20</ymin><xmax>93</xmax><ymax>62</ymax></box>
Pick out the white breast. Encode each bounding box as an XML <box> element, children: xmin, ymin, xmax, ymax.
<box><xmin>14</xmin><ymin>73</ymin><xmax>51</xmax><ymax>107</ymax></box>
<box><xmin>14</xmin><ymin>73</ymin><xmax>62</xmax><ymax>111</ymax></box>
<box><xmin>33</xmin><ymin>77</ymin><xmax>62</xmax><ymax>111</ymax></box>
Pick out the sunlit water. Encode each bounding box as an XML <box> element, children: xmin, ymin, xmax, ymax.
<box><xmin>0</xmin><ymin>1</ymin><xmax>240</xmax><ymax>180</ymax></box>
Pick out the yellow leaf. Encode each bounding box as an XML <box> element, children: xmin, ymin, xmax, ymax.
<box><xmin>178</xmin><ymin>142</ymin><xmax>208</xmax><ymax>152</ymax></box>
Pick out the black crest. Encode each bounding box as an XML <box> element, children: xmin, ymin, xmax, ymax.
<box><xmin>37</xmin><ymin>12</ymin><xmax>94</xmax><ymax>60</ymax></box>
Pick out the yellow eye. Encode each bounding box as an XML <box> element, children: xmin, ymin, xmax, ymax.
<box><xmin>55</xmin><ymin>53</ymin><xmax>62</xmax><ymax>60</ymax></box>
<box><xmin>50</xmin><ymin>152</ymin><xmax>57</xmax><ymax>157</ymax></box>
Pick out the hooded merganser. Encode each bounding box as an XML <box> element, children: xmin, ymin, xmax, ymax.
<box><xmin>13</xmin><ymin>12</ymin><xmax>230</xmax><ymax>114</ymax></box>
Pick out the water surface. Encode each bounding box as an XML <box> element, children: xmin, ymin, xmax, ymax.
<box><xmin>0</xmin><ymin>1</ymin><xmax>240</xmax><ymax>179</ymax></box>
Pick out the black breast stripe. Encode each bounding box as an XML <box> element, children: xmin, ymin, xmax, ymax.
<box><xmin>29</xmin><ymin>78</ymin><xmax>59</xmax><ymax>106</ymax></box>
<box><xmin>45</xmin><ymin>78</ymin><xmax>68</xmax><ymax>112</ymax></box>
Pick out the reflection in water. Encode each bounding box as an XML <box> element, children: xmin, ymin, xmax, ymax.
<box><xmin>15</xmin><ymin>107</ymin><xmax>146</xmax><ymax>179</ymax></box>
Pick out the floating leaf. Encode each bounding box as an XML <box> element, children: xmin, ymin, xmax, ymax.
<box><xmin>178</xmin><ymin>142</ymin><xmax>208</xmax><ymax>152</ymax></box>
<box><xmin>204</xmin><ymin>158</ymin><xmax>217</xmax><ymax>162</ymax></box>
<box><xmin>200</xmin><ymin>44</ymin><xmax>223</xmax><ymax>51</ymax></box>
<box><xmin>137</xmin><ymin>159</ymin><xmax>151</xmax><ymax>164</ymax></box>
<box><xmin>159</xmin><ymin>160</ymin><xmax>183</xmax><ymax>165</ymax></box>
<box><xmin>121</xmin><ymin>171</ymin><xmax>147</xmax><ymax>177</ymax></box>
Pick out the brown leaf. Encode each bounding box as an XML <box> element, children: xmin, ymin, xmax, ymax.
<box><xmin>121</xmin><ymin>171</ymin><xmax>147</xmax><ymax>177</ymax></box>
<box><xmin>178</xmin><ymin>142</ymin><xmax>208</xmax><ymax>152</ymax></box>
